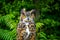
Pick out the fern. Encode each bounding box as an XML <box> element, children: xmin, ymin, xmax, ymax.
<box><xmin>0</xmin><ymin>14</ymin><xmax>17</xmax><ymax>30</ymax></box>
<box><xmin>0</xmin><ymin>28</ymin><xmax>16</xmax><ymax>40</ymax></box>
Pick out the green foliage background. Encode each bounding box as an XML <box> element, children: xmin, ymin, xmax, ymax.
<box><xmin>0</xmin><ymin>0</ymin><xmax>60</xmax><ymax>40</ymax></box>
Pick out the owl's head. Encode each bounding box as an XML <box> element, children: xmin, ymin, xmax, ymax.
<box><xmin>21</xmin><ymin>8</ymin><xmax>36</xmax><ymax>19</ymax></box>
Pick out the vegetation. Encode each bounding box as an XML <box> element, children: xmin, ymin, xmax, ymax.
<box><xmin>0</xmin><ymin>0</ymin><xmax>60</xmax><ymax>40</ymax></box>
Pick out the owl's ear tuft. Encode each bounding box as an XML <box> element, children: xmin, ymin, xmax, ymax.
<box><xmin>21</xmin><ymin>8</ymin><xmax>26</xmax><ymax>15</ymax></box>
<box><xmin>20</xmin><ymin>8</ymin><xmax>26</xmax><ymax>21</ymax></box>
<box><xmin>30</xmin><ymin>9</ymin><xmax>36</xmax><ymax>19</ymax></box>
<box><xmin>30</xmin><ymin>9</ymin><xmax>36</xmax><ymax>14</ymax></box>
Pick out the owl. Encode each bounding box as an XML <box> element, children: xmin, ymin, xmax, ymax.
<box><xmin>17</xmin><ymin>8</ymin><xmax>36</xmax><ymax>40</ymax></box>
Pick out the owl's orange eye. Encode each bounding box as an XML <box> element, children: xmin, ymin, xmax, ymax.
<box><xmin>24</xmin><ymin>16</ymin><xmax>26</xmax><ymax>18</ymax></box>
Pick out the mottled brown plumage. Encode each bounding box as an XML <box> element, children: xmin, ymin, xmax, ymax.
<box><xmin>17</xmin><ymin>8</ymin><xmax>36</xmax><ymax>40</ymax></box>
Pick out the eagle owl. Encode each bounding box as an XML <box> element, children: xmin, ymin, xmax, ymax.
<box><xmin>17</xmin><ymin>8</ymin><xmax>36</xmax><ymax>40</ymax></box>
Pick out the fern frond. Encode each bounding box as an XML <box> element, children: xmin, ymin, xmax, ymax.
<box><xmin>0</xmin><ymin>28</ymin><xmax>16</xmax><ymax>40</ymax></box>
<box><xmin>0</xmin><ymin>14</ymin><xmax>17</xmax><ymax>30</ymax></box>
